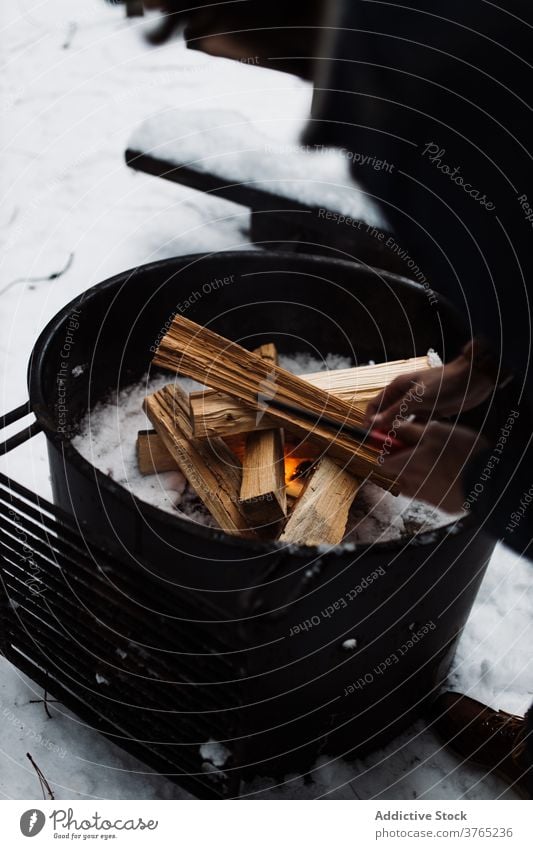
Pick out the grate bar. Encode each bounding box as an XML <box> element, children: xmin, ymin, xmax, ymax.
<box><xmin>0</xmin><ymin>503</ymin><xmax>240</xmax><ymax>660</ymax></box>
<box><xmin>0</xmin><ymin>544</ymin><xmax>240</xmax><ymax>695</ymax></box>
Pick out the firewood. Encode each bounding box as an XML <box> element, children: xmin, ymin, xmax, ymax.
<box><xmin>137</xmin><ymin>429</ymin><xmax>178</xmax><ymax>474</ymax></box>
<box><xmin>239</xmin><ymin>428</ymin><xmax>286</xmax><ymax>528</ymax></box>
<box><xmin>280</xmin><ymin>458</ymin><xmax>362</xmax><ymax>547</ymax></box>
<box><xmin>152</xmin><ymin>315</ymin><xmax>396</xmax><ymax>489</ymax></box>
<box><xmin>239</xmin><ymin>343</ymin><xmax>286</xmax><ymax>528</ymax></box>
<box><xmin>143</xmin><ymin>384</ymin><xmax>256</xmax><ymax>539</ymax></box>
<box><xmin>137</xmin><ymin>429</ymin><xmax>247</xmax><ymax>472</ymax></box>
<box><xmin>136</xmin><ymin>430</ymin><xmax>316</xmax><ymax>475</ymax></box>
<box><xmin>190</xmin><ymin>389</ymin><xmax>282</xmax><ymax>438</ymax></box>
<box><xmin>302</xmin><ymin>355</ymin><xmax>433</xmax><ymax>401</ymax></box>
<box><xmin>189</xmin><ymin>354</ymin><xmax>433</xmax><ymax>439</ymax></box>
<box><xmin>252</xmin><ymin>342</ymin><xmax>278</xmax><ymax>364</ymax></box>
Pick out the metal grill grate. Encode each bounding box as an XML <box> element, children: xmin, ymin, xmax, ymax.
<box><xmin>0</xmin><ymin>472</ymin><xmax>245</xmax><ymax>798</ymax></box>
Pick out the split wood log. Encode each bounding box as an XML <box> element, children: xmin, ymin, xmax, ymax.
<box><xmin>239</xmin><ymin>428</ymin><xmax>286</xmax><ymax>527</ymax></box>
<box><xmin>239</xmin><ymin>343</ymin><xmax>287</xmax><ymax>527</ymax></box>
<box><xmin>143</xmin><ymin>384</ymin><xmax>257</xmax><ymax>539</ymax></box>
<box><xmin>137</xmin><ymin>429</ymin><xmax>179</xmax><ymax>474</ymax></box>
<box><xmin>137</xmin><ymin>429</ymin><xmax>246</xmax><ymax>473</ymax></box>
<box><xmin>136</xmin><ymin>430</ymin><xmax>317</xmax><ymax>476</ymax></box>
<box><xmin>151</xmin><ymin>314</ymin><xmax>397</xmax><ymax>489</ymax></box>
<box><xmin>280</xmin><ymin>458</ymin><xmax>362</xmax><ymax>547</ymax></box>
<box><xmin>189</xmin><ymin>354</ymin><xmax>433</xmax><ymax>439</ymax></box>
<box><xmin>303</xmin><ymin>355</ymin><xmax>433</xmax><ymax>400</ymax></box>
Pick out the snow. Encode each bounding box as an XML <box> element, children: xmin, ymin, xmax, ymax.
<box><xmin>129</xmin><ymin>108</ymin><xmax>386</xmax><ymax>226</ymax></box>
<box><xmin>199</xmin><ymin>740</ymin><xmax>231</xmax><ymax>769</ymax></box>
<box><xmin>0</xmin><ymin>0</ymin><xmax>531</xmax><ymax>801</ymax></box>
<box><xmin>427</xmin><ymin>348</ymin><xmax>442</xmax><ymax>368</ymax></box>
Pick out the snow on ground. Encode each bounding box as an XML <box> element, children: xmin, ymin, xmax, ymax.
<box><xmin>1</xmin><ymin>0</ymin><xmax>531</xmax><ymax>800</ymax></box>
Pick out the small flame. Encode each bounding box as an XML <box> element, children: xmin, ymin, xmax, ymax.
<box><xmin>284</xmin><ymin>454</ymin><xmax>315</xmax><ymax>500</ymax></box>
<box><xmin>284</xmin><ymin>456</ymin><xmax>303</xmax><ymax>486</ymax></box>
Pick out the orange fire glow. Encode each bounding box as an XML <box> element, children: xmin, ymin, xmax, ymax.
<box><xmin>284</xmin><ymin>456</ymin><xmax>304</xmax><ymax>485</ymax></box>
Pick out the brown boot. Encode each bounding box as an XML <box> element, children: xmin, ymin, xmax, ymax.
<box><xmin>431</xmin><ymin>692</ymin><xmax>533</xmax><ymax>799</ymax></box>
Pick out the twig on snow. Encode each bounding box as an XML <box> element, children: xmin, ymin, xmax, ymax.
<box><xmin>26</xmin><ymin>753</ymin><xmax>55</xmax><ymax>800</ymax></box>
<box><xmin>0</xmin><ymin>252</ymin><xmax>74</xmax><ymax>297</ymax></box>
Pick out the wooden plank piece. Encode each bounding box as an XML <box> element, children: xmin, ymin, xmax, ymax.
<box><xmin>143</xmin><ymin>384</ymin><xmax>257</xmax><ymax>539</ymax></box>
<box><xmin>303</xmin><ymin>355</ymin><xmax>433</xmax><ymax>397</ymax></box>
<box><xmin>190</xmin><ymin>387</ymin><xmax>365</xmax><ymax>440</ymax></box>
<box><xmin>189</xmin><ymin>354</ymin><xmax>433</xmax><ymax>439</ymax></box>
<box><xmin>280</xmin><ymin>458</ymin><xmax>362</xmax><ymax>547</ymax></box>
<box><xmin>239</xmin><ymin>343</ymin><xmax>287</xmax><ymax>528</ymax></box>
<box><xmin>137</xmin><ymin>429</ymin><xmax>178</xmax><ymax>474</ymax></box>
<box><xmin>152</xmin><ymin>314</ymin><xmax>396</xmax><ymax>489</ymax></box>
<box><xmin>239</xmin><ymin>428</ymin><xmax>286</xmax><ymax>528</ymax></box>
<box><xmin>137</xmin><ymin>429</ymin><xmax>317</xmax><ymax>476</ymax></box>
<box><xmin>137</xmin><ymin>429</ymin><xmax>248</xmax><ymax>473</ymax></box>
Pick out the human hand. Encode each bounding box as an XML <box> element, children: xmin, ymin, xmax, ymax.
<box><xmin>365</xmin><ymin>353</ymin><xmax>494</xmax><ymax>430</ymax></box>
<box><xmin>380</xmin><ymin>420</ymin><xmax>488</xmax><ymax>514</ymax></box>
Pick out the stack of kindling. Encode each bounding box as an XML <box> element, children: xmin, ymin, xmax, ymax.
<box><xmin>139</xmin><ymin>314</ymin><xmax>438</xmax><ymax>546</ymax></box>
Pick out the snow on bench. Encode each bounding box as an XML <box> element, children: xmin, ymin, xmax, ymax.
<box><xmin>126</xmin><ymin>108</ymin><xmax>386</xmax><ymax>227</ymax></box>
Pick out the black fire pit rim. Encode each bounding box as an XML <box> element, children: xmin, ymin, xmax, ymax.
<box><xmin>27</xmin><ymin>249</ymin><xmax>474</xmax><ymax>559</ymax></box>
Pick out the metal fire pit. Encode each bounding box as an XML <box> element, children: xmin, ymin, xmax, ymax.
<box><xmin>0</xmin><ymin>251</ymin><xmax>496</xmax><ymax>798</ymax></box>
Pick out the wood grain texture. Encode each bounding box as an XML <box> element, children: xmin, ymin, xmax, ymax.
<box><xmin>143</xmin><ymin>384</ymin><xmax>257</xmax><ymax>539</ymax></box>
<box><xmin>239</xmin><ymin>428</ymin><xmax>287</xmax><ymax>527</ymax></box>
<box><xmin>152</xmin><ymin>314</ymin><xmax>397</xmax><ymax>489</ymax></box>
<box><xmin>136</xmin><ymin>429</ymin><xmax>318</xmax><ymax>476</ymax></box>
<box><xmin>280</xmin><ymin>458</ymin><xmax>362</xmax><ymax>547</ymax></box>
<box><xmin>137</xmin><ymin>429</ymin><xmax>179</xmax><ymax>474</ymax></box>
<box><xmin>303</xmin><ymin>355</ymin><xmax>432</xmax><ymax>399</ymax></box>
<box><xmin>138</xmin><ymin>428</ymin><xmax>246</xmax><ymax>473</ymax></box>
<box><xmin>239</xmin><ymin>343</ymin><xmax>287</xmax><ymax>528</ymax></box>
<box><xmin>189</xmin><ymin>355</ymin><xmax>433</xmax><ymax>439</ymax></box>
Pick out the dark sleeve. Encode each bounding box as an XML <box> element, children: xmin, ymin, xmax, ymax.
<box><xmin>305</xmin><ymin>0</ymin><xmax>533</xmax><ymax>549</ymax></box>
<box><xmin>463</xmin><ymin>392</ymin><xmax>533</xmax><ymax>555</ymax></box>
